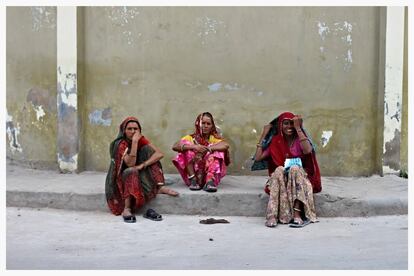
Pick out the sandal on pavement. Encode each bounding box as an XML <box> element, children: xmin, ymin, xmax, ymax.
<box><xmin>122</xmin><ymin>215</ymin><xmax>136</xmax><ymax>223</ymax></box>
<box><xmin>189</xmin><ymin>177</ymin><xmax>202</xmax><ymax>191</ymax></box>
<box><xmin>143</xmin><ymin>208</ymin><xmax>163</xmax><ymax>221</ymax></box>
<box><xmin>203</xmin><ymin>181</ymin><xmax>217</xmax><ymax>193</ymax></box>
<box><xmin>289</xmin><ymin>218</ymin><xmax>310</xmax><ymax>228</ymax></box>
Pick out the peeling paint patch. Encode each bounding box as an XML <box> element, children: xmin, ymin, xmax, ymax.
<box><xmin>89</xmin><ymin>108</ymin><xmax>112</xmax><ymax>126</ymax></box>
<box><xmin>224</xmin><ymin>83</ymin><xmax>241</xmax><ymax>91</ymax></box>
<box><xmin>317</xmin><ymin>20</ymin><xmax>354</xmax><ymax>71</ymax></box>
<box><xmin>186</xmin><ymin>81</ymin><xmax>203</xmax><ymax>89</ymax></box>
<box><xmin>58</xmin><ymin>153</ymin><xmax>78</xmax><ymax>172</ymax></box>
<box><xmin>6</xmin><ymin>112</ymin><xmax>23</xmax><ymax>153</ymax></box>
<box><xmin>33</xmin><ymin>105</ymin><xmax>46</xmax><ymax>121</ymax></box>
<box><xmin>31</xmin><ymin>7</ymin><xmax>56</xmax><ymax>31</ymax></box>
<box><xmin>317</xmin><ymin>21</ymin><xmax>330</xmax><ymax>40</ymax></box>
<box><xmin>321</xmin><ymin>130</ymin><xmax>333</xmax><ymax>148</ymax></box>
<box><xmin>195</xmin><ymin>16</ymin><xmax>227</xmax><ymax>45</ymax></box>
<box><xmin>60</xmin><ymin>93</ymin><xmax>77</xmax><ymax>108</ymax></box>
<box><xmin>106</xmin><ymin>7</ymin><xmax>140</xmax><ymax>45</ymax></box>
<box><xmin>208</xmin><ymin>83</ymin><xmax>222</xmax><ymax>92</ymax></box>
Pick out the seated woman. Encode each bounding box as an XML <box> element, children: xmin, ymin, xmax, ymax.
<box><xmin>105</xmin><ymin>116</ymin><xmax>178</xmax><ymax>223</ymax></box>
<box><xmin>253</xmin><ymin>112</ymin><xmax>321</xmax><ymax>228</ymax></box>
<box><xmin>172</xmin><ymin>112</ymin><xmax>230</xmax><ymax>192</ymax></box>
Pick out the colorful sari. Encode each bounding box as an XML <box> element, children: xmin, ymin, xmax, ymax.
<box><xmin>264</xmin><ymin>112</ymin><xmax>321</xmax><ymax>224</ymax></box>
<box><xmin>105</xmin><ymin>116</ymin><xmax>165</xmax><ymax>215</ymax></box>
<box><xmin>172</xmin><ymin>113</ymin><xmax>230</xmax><ymax>187</ymax></box>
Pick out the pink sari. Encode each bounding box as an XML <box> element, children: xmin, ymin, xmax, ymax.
<box><xmin>172</xmin><ymin>139</ymin><xmax>227</xmax><ymax>187</ymax></box>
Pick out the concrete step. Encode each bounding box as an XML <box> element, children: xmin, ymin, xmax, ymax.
<box><xmin>6</xmin><ymin>165</ymin><xmax>408</xmax><ymax>217</ymax></box>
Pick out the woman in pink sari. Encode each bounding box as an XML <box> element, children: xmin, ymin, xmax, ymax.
<box><xmin>172</xmin><ymin>112</ymin><xmax>230</xmax><ymax>192</ymax></box>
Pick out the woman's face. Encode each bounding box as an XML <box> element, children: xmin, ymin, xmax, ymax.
<box><xmin>201</xmin><ymin>115</ymin><xmax>213</xmax><ymax>136</ymax></box>
<box><xmin>282</xmin><ymin>119</ymin><xmax>294</xmax><ymax>137</ymax></box>
<box><xmin>124</xmin><ymin>121</ymin><xmax>140</xmax><ymax>140</ymax></box>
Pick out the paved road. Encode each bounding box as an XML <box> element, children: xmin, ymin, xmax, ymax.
<box><xmin>6</xmin><ymin>207</ymin><xmax>408</xmax><ymax>269</ymax></box>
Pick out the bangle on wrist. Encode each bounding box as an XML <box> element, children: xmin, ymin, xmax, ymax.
<box><xmin>180</xmin><ymin>144</ymin><xmax>186</xmax><ymax>152</ymax></box>
<box><xmin>299</xmin><ymin>137</ymin><xmax>308</xmax><ymax>142</ymax></box>
<box><xmin>256</xmin><ymin>143</ymin><xmax>262</xmax><ymax>147</ymax></box>
<box><xmin>128</xmin><ymin>153</ymin><xmax>136</xmax><ymax>157</ymax></box>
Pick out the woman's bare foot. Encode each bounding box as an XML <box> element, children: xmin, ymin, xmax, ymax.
<box><xmin>158</xmin><ymin>186</ymin><xmax>179</xmax><ymax>196</ymax></box>
<box><xmin>122</xmin><ymin>207</ymin><xmax>132</xmax><ymax>217</ymax></box>
<box><xmin>265</xmin><ymin>216</ymin><xmax>277</xmax><ymax>227</ymax></box>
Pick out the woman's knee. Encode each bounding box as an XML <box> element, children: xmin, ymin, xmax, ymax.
<box><xmin>270</xmin><ymin>166</ymin><xmax>285</xmax><ymax>179</ymax></box>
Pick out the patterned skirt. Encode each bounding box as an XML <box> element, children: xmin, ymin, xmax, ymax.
<box><xmin>266</xmin><ymin>165</ymin><xmax>317</xmax><ymax>224</ymax></box>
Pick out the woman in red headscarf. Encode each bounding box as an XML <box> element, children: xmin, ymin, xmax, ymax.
<box><xmin>172</xmin><ymin>112</ymin><xmax>230</xmax><ymax>192</ymax></box>
<box><xmin>254</xmin><ymin>112</ymin><xmax>321</xmax><ymax>228</ymax></box>
<box><xmin>105</xmin><ymin>116</ymin><xmax>178</xmax><ymax>223</ymax></box>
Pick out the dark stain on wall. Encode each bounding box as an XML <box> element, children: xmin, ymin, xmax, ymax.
<box><xmin>383</xmin><ymin>129</ymin><xmax>401</xmax><ymax>171</ymax></box>
<box><xmin>26</xmin><ymin>87</ymin><xmax>56</xmax><ymax>112</ymax></box>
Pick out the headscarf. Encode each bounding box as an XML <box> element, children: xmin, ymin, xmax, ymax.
<box><xmin>191</xmin><ymin>112</ymin><xmax>222</xmax><ymax>146</ymax></box>
<box><xmin>105</xmin><ymin>116</ymin><xmax>150</xmax><ymax>214</ymax></box>
<box><xmin>191</xmin><ymin>112</ymin><xmax>231</xmax><ymax>166</ymax></box>
<box><xmin>268</xmin><ymin>111</ymin><xmax>321</xmax><ymax>193</ymax></box>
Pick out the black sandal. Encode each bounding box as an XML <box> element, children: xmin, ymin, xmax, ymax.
<box><xmin>143</xmin><ymin>208</ymin><xmax>163</xmax><ymax>221</ymax></box>
<box><xmin>189</xmin><ymin>177</ymin><xmax>202</xmax><ymax>191</ymax></box>
<box><xmin>203</xmin><ymin>181</ymin><xmax>217</xmax><ymax>193</ymax></box>
<box><xmin>122</xmin><ymin>208</ymin><xmax>136</xmax><ymax>223</ymax></box>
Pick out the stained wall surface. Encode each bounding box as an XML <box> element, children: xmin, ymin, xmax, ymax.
<box><xmin>6</xmin><ymin>7</ymin><xmax>58</xmax><ymax>169</ymax></box>
<box><xmin>6</xmin><ymin>6</ymin><xmax>408</xmax><ymax>176</ymax></box>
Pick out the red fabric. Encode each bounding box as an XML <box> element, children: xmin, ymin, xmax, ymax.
<box><xmin>267</xmin><ymin>112</ymin><xmax>322</xmax><ymax>193</ymax></box>
<box><xmin>107</xmin><ymin>117</ymin><xmax>153</xmax><ymax>215</ymax></box>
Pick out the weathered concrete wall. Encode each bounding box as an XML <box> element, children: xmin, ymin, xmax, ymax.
<box><xmin>82</xmin><ymin>7</ymin><xmax>383</xmax><ymax>176</ymax></box>
<box><xmin>6</xmin><ymin>6</ymin><xmax>408</xmax><ymax>177</ymax></box>
<box><xmin>400</xmin><ymin>7</ymin><xmax>408</xmax><ymax>175</ymax></box>
<box><xmin>6</xmin><ymin>7</ymin><xmax>57</xmax><ymax>169</ymax></box>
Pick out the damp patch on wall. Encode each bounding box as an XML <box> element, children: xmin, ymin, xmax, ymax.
<box><xmin>89</xmin><ymin>108</ymin><xmax>112</xmax><ymax>126</ymax></box>
<box><xmin>31</xmin><ymin>7</ymin><xmax>56</xmax><ymax>31</ymax></box>
<box><xmin>6</xmin><ymin>112</ymin><xmax>23</xmax><ymax>153</ymax></box>
<box><xmin>321</xmin><ymin>130</ymin><xmax>333</xmax><ymax>148</ymax></box>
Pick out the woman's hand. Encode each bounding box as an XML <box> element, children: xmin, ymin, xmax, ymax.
<box><xmin>132</xmin><ymin>131</ymin><xmax>142</xmax><ymax>143</ymax></box>
<box><xmin>135</xmin><ymin>163</ymin><xmax>145</xmax><ymax>170</ymax></box>
<box><xmin>194</xmin><ymin>144</ymin><xmax>208</xmax><ymax>153</ymax></box>
<box><xmin>293</xmin><ymin>115</ymin><xmax>303</xmax><ymax>130</ymax></box>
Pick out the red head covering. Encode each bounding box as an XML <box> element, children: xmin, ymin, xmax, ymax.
<box><xmin>119</xmin><ymin>116</ymin><xmax>150</xmax><ymax>149</ymax></box>
<box><xmin>191</xmin><ymin>112</ymin><xmax>230</xmax><ymax>166</ymax></box>
<box><xmin>191</xmin><ymin>112</ymin><xmax>222</xmax><ymax>146</ymax></box>
<box><xmin>268</xmin><ymin>112</ymin><xmax>321</xmax><ymax>193</ymax></box>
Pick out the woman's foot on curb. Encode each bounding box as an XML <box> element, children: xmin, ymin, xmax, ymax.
<box><xmin>265</xmin><ymin>216</ymin><xmax>277</xmax><ymax>228</ymax></box>
<box><xmin>158</xmin><ymin>186</ymin><xmax>179</xmax><ymax>196</ymax></box>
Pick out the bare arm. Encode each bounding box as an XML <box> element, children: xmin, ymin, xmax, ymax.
<box><xmin>208</xmin><ymin>141</ymin><xmax>229</xmax><ymax>153</ymax></box>
<box><xmin>172</xmin><ymin>139</ymin><xmax>208</xmax><ymax>153</ymax></box>
<box><xmin>254</xmin><ymin>124</ymin><xmax>272</xmax><ymax>161</ymax></box>
<box><xmin>293</xmin><ymin>115</ymin><xmax>313</xmax><ymax>155</ymax></box>
<box><xmin>123</xmin><ymin>132</ymin><xmax>140</xmax><ymax>167</ymax></box>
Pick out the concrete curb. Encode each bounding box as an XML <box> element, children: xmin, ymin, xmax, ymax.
<box><xmin>6</xmin><ymin>165</ymin><xmax>408</xmax><ymax>217</ymax></box>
